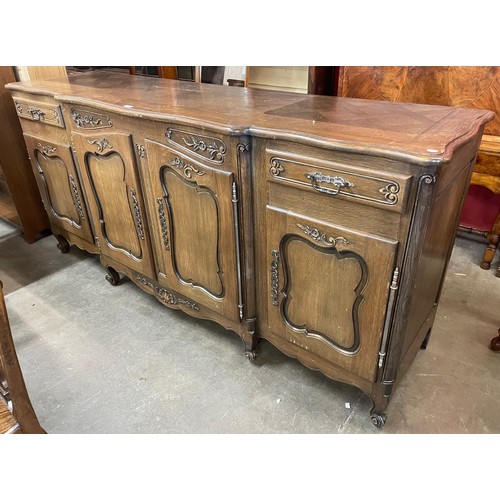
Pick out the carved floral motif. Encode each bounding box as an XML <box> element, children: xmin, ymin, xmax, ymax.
<box><xmin>71</xmin><ymin>108</ymin><xmax>113</xmax><ymax>129</ymax></box>
<box><xmin>136</xmin><ymin>275</ymin><xmax>200</xmax><ymax>311</ymax></box>
<box><xmin>87</xmin><ymin>138</ymin><xmax>113</xmax><ymax>153</ymax></box>
<box><xmin>37</xmin><ymin>143</ymin><xmax>57</xmax><ymax>155</ymax></box>
<box><xmin>296</xmin><ymin>224</ymin><xmax>348</xmax><ymax>248</ymax></box>
<box><xmin>165</xmin><ymin>128</ymin><xmax>226</xmax><ymax>163</ymax></box>
<box><xmin>169</xmin><ymin>157</ymin><xmax>206</xmax><ymax>179</ymax></box>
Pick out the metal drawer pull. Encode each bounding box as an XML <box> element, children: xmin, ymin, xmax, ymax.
<box><xmin>305</xmin><ymin>172</ymin><xmax>355</xmax><ymax>195</ymax></box>
<box><xmin>27</xmin><ymin>107</ymin><xmax>46</xmax><ymax>121</ymax></box>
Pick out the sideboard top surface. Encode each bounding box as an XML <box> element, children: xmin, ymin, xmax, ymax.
<box><xmin>6</xmin><ymin>71</ymin><xmax>495</xmax><ymax>165</ymax></box>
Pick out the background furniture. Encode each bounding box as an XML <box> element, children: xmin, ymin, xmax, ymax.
<box><xmin>6</xmin><ymin>71</ymin><xmax>491</xmax><ymax>427</ymax></box>
<box><xmin>0</xmin><ymin>66</ymin><xmax>50</xmax><ymax>241</ymax></box>
<box><xmin>458</xmin><ymin>184</ymin><xmax>500</xmax><ymax>275</ymax></box>
<box><xmin>0</xmin><ymin>280</ymin><xmax>45</xmax><ymax>433</ymax></box>
<box><xmin>337</xmin><ymin>66</ymin><xmax>500</xmax><ymax>274</ymax></box>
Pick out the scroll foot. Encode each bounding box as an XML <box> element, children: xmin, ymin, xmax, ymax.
<box><xmin>370</xmin><ymin>412</ymin><xmax>387</xmax><ymax>428</ymax></box>
<box><xmin>105</xmin><ymin>266</ymin><xmax>122</xmax><ymax>286</ymax></box>
<box><xmin>245</xmin><ymin>349</ymin><xmax>257</xmax><ymax>362</ymax></box>
<box><xmin>55</xmin><ymin>234</ymin><xmax>70</xmax><ymax>254</ymax></box>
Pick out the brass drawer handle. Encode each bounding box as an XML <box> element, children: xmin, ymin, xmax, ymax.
<box><xmin>27</xmin><ymin>107</ymin><xmax>46</xmax><ymax>121</ymax></box>
<box><xmin>305</xmin><ymin>172</ymin><xmax>355</xmax><ymax>196</ymax></box>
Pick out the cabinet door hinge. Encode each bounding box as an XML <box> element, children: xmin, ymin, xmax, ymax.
<box><xmin>377</xmin><ymin>267</ymin><xmax>400</xmax><ymax>374</ymax></box>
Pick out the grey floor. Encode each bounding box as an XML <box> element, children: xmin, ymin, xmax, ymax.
<box><xmin>1</xmin><ymin>217</ymin><xmax>499</xmax><ymax>434</ymax></box>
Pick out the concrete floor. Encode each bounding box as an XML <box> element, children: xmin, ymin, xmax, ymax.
<box><xmin>1</xmin><ymin>217</ymin><xmax>499</xmax><ymax>434</ymax></box>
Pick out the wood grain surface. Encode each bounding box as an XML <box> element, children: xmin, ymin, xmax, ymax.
<box><xmin>6</xmin><ymin>71</ymin><xmax>494</xmax><ymax>165</ymax></box>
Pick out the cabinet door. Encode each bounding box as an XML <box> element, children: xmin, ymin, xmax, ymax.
<box><xmin>23</xmin><ymin>133</ymin><xmax>94</xmax><ymax>244</ymax></box>
<box><xmin>266</xmin><ymin>206</ymin><xmax>398</xmax><ymax>382</ymax></box>
<box><xmin>143</xmin><ymin>139</ymin><xmax>240</xmax><ymax>322</ymax></box>
<box><xmin>72</xmin><ymin>131</ymin><xmax>154</xmax><ymax>277</ymax></box>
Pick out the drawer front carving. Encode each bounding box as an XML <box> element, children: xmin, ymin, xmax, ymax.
<box><xmin>265</xmin><ymin>206</ymin><xmax>398</xmax><ymax>382</ymax></box>
<box><xmin>23</xmin><ymin>133</ymin><xmax>94</xmax><ymax>243</ymax></box>
<box><xmin>70</xmin><ymin>108</ymin><xmax>113</xmax><ymax>129</ymax></box>
<box><xmin>72</xmin><ymin>131</ymin><xmax>154</xmax><ymax>277</ymax></box>
<box><xmin>165</xmin><ymin>127</ymin><xmax>227</xmax><ymax>164</ymax></box>
<box><xmin>267</xmin><ymin>150</ymin><xmax>412</xmax><ymax>213</ymax></box>
<box><xmin>14</xmin><ymin>97</ymin><xmax>64</xmax><ymax>128</ymax></box>
<box><xmin>143</xmin><ymin>139</ymin><xmax>240</xmax><ymax>322</ymax></box>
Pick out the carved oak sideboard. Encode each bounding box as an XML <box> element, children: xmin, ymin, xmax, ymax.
<box><xmin>5</xmin><ymin>72</ymin><xmax>493</xmax><ymax>427</ymax></box>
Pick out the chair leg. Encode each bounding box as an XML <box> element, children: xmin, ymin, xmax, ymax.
<box><xmin>480</xmin><ymin>213</ymin><xmax>500</xmax><ymax>270</ymax></box>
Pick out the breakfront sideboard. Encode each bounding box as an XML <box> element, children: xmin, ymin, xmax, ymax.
<box><xmin>5</xmin><ymin>72</ymin><xmax>493</xmax><ymax>427</ymax></box>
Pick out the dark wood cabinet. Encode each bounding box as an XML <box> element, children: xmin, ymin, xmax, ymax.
<box><xmin>5</xmin><ymin>72</ymin><xmax>493</xmax><ymax>427</ymax></box>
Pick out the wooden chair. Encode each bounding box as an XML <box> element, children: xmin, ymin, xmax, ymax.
<box><xmin>457</xmin><ymin>184</ymin><xmax>500</xmax><ymax>276</ymax></box>
<box><xmin>0</xmin><ymin>280</ymin><xmax>45</xmax><ymax>433</ymax></box>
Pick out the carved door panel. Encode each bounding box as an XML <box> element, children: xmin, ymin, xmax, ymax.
<box><xmin>72</xmin><ymin>131</ymin><xmax>154</xmax><ymax>277</ymax></box>
<box><xmin>23</xmin><ymin>133</ymin><xmax>94</xmax><ymax>243</ymax></box>
<box><xmin>266</xmin><ymin>206</ymin><xmax>398</xmax><ymax>382</ymax></box>
<box><xmin>143</xmin><ymin>139</ymin><xmax>241</xmax><ymax>322</ymax></box>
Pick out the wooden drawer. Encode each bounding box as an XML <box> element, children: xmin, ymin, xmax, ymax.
<box><xmin>13</xmin><ymin>96</ymin><xmax>65</xmax><ymax>128</ymax></box>
<box><xmin>266</xmin><ymin>149</ymin><xmax>412</xmax><ymax>213</ymax></box>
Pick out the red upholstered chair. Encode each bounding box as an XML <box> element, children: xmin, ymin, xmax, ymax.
<box><xmin>458</xmin><ymin>184</ymin><xmax>500</xmax><ymax>277</ymax></box>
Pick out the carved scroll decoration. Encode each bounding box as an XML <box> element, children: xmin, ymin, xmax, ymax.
<box><xmin>157</xmin><ymin>197</ymin><xmax>170</xmax><ymax>251</ymax></box>
<box><xmin>269</xmin><ymin>158</ymin><xmax>285</xmax><ymax>177</ymax></box>
<box><xmin>136</xmin><ymin>275</ymin><xmax>200</xmax><ymax>311</ymax></box>
<box><xmin>27</xmin><ymin>107</ymin><xmax>46</xmax><ymax>121</ymax></box>
<box><xmin>169</xmin><ymin>157</ymin><xmax>206</xmax><ymax>179</ymax></box>
<box><xmin>378</xmin><ymin>182</ymin><xmax>400</xmax><ymax>205</ymax></box>
<box><xmin>130</xmin><ymin>188</ymin><xmax>144</xmax><ymax>240</ymax></box>
<box><xmin>52</xmin><ymin>109</ymin><xmax>62</xmax><ymax>125</ymax></box>
<box><xmin>87</xmin><ymin>138</ymin><xmax>113</xmax><ymax>153</ymax></box>
<box><xmin>69</xmin><ymin>175</ymin><xmax>85</xmax><ymax>221</ymax></box>
<box><xmin>71</xmin><ymin>108</ymin><xmax>113</xmax><ymax>129</ymax></box>
<box><xmin>271</xmin><ymin>250</ymin><xmax>280</xmax><ymax>306</ymax></box>
<box><xmin>136</xmin><ymin>144</ymin><xmax>146</xmax><ymax>158</ymax></box>
<box><xmin>296</xmin><ymin>224</ymin><xmax>348</xmax><ymax>248</ymax></box>
<box><xmin>165</xmin><ymin>128</ymin><xmax>227</xmax><ymax>163</ymax></box>
<box><xmin>37</xmin><ymin>143</ymin><xmax>57</xmax><ymax>155</ymax></box>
